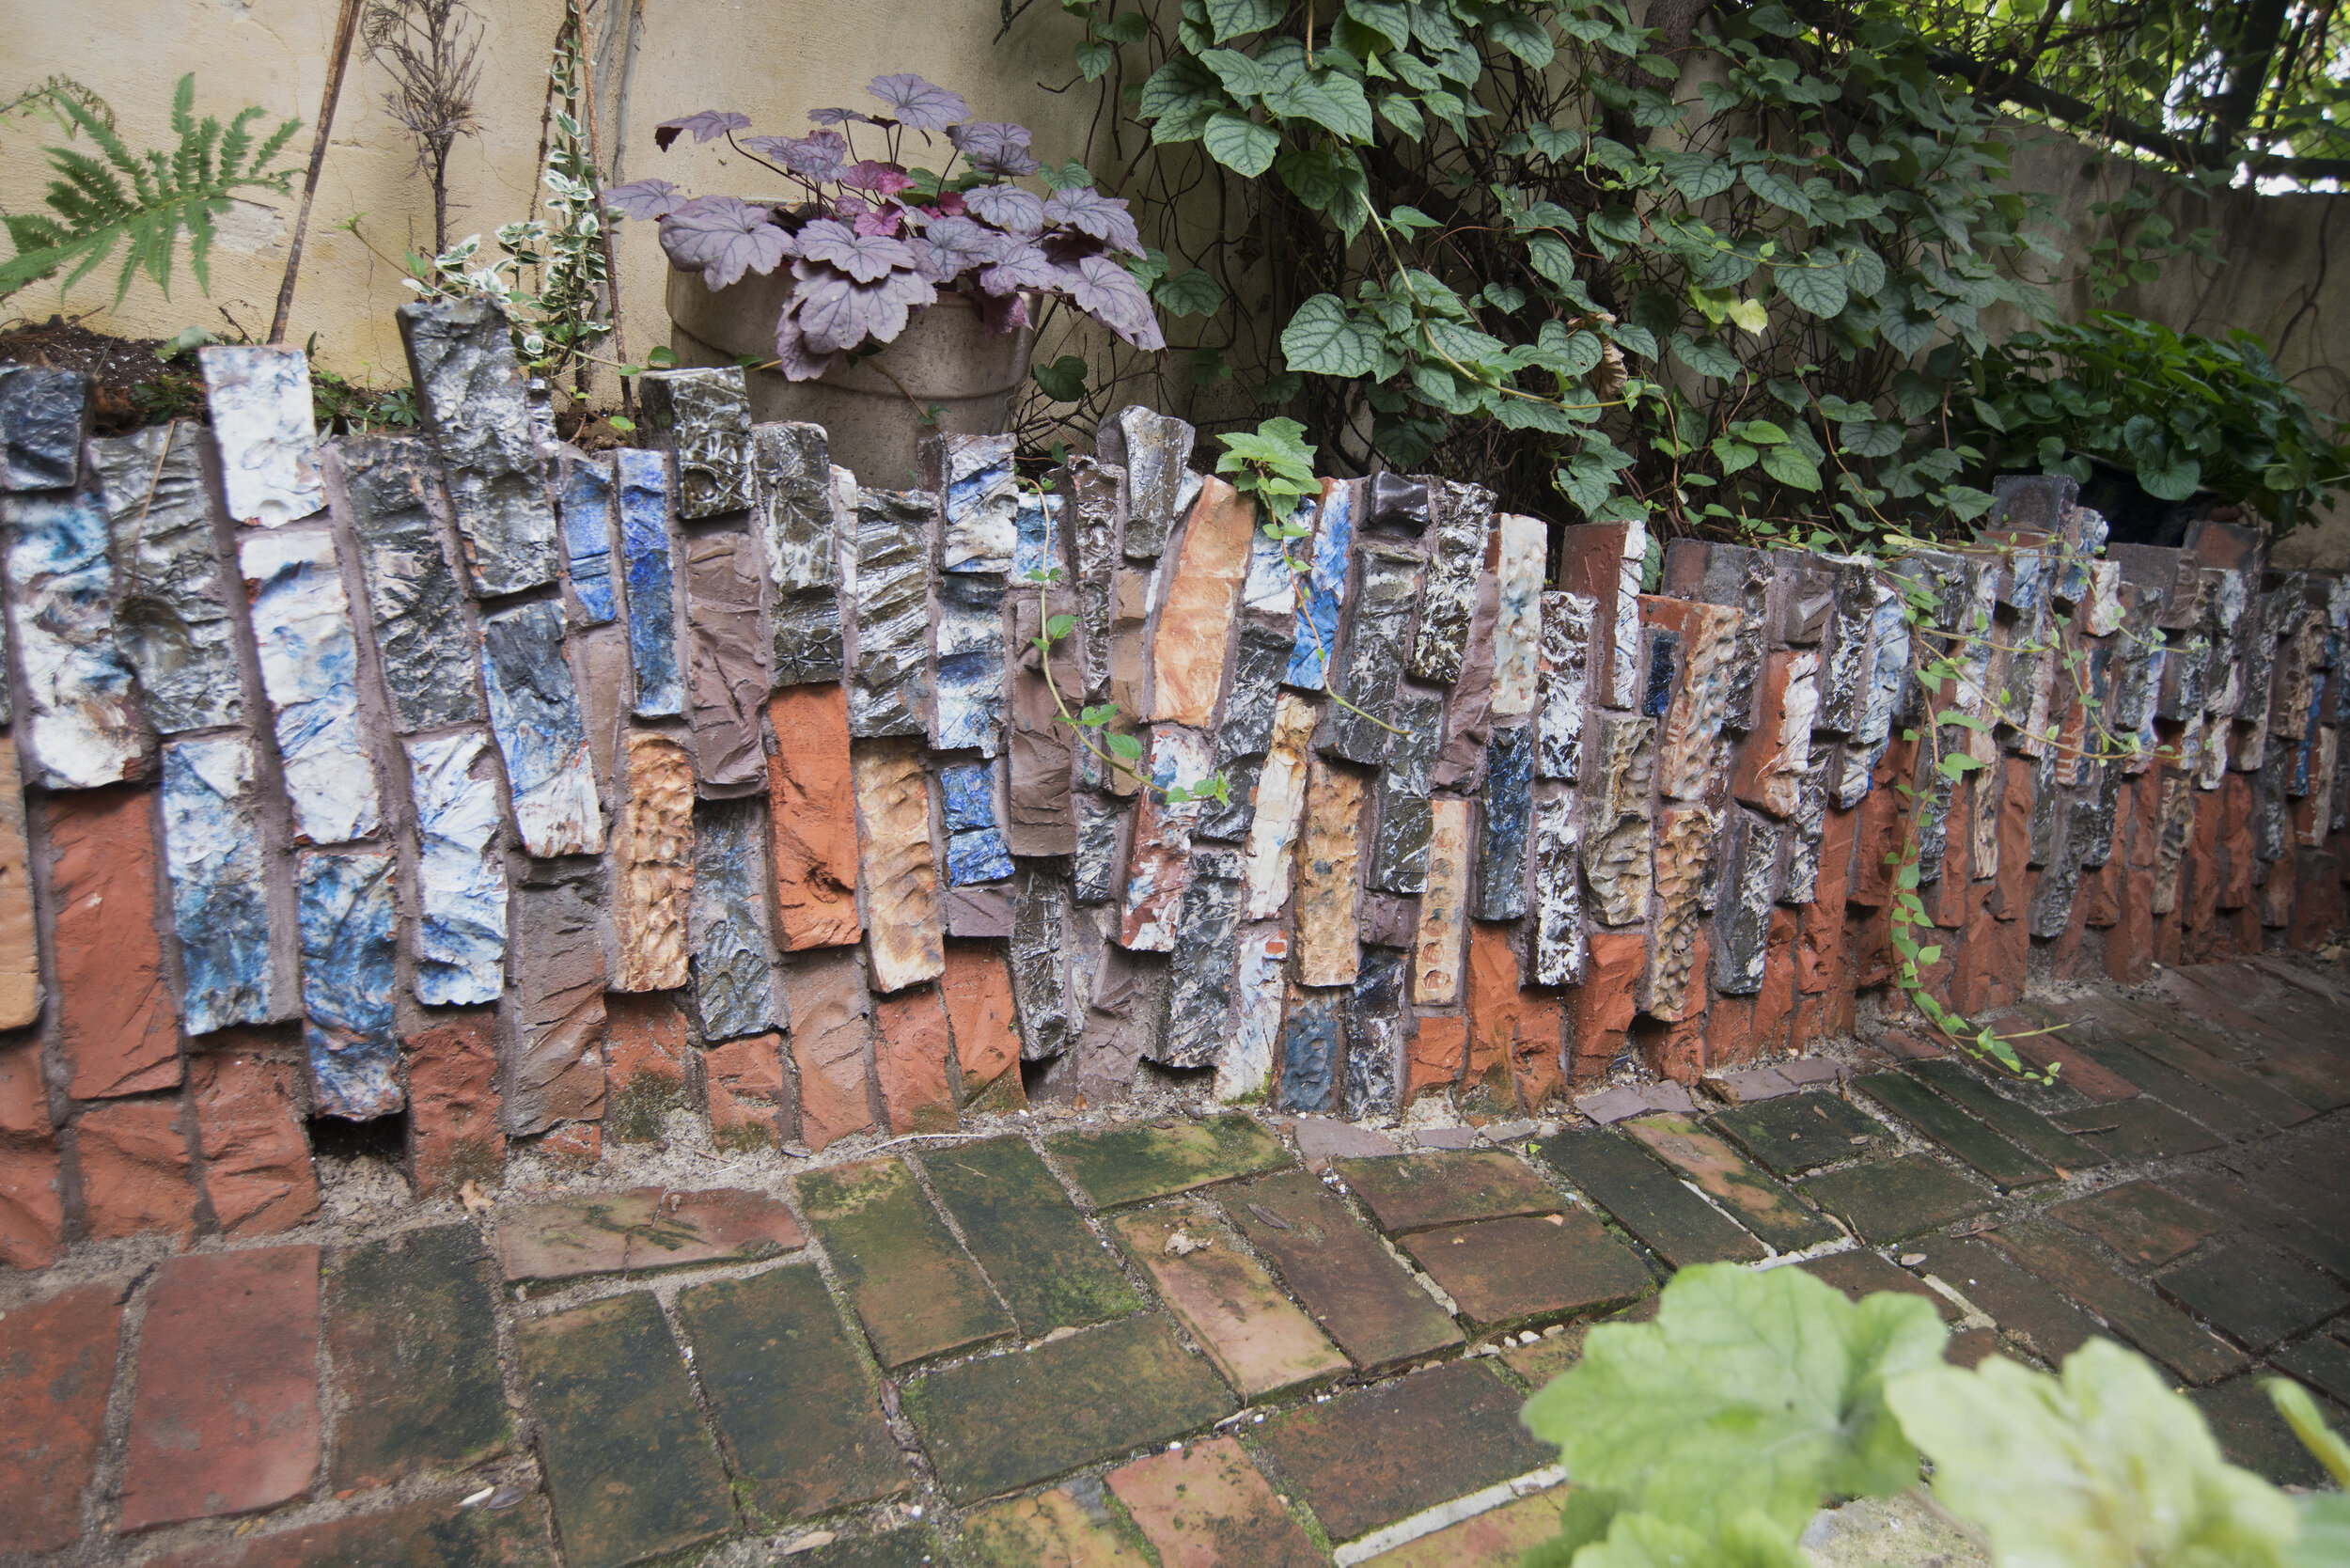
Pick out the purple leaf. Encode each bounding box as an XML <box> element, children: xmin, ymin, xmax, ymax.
<box><xmin>979</xmin><ymin>240</ymin><xmax>1061</xmax><ymax>295</ymax></box>
<box><xmin>867</xmin><ymin>73</ymin><xmax>969</xmax><ymax>133</ymax></box>
<box><xmin>658</xmin><ymin>196</ymin><xmax>789</xmax><ymax>289</ymax></box>
<box><xmin>793</xmin><ymin>217</ymin><xmax>917</xmax><ymax>283</ymax></box>
<box><xmin>948</xmin><ymin>121</ymin><xmax>1042</xmax><ymax>178</ymax></box>
<box><xmin>603</xmin><ymin>179</ymin><xmax>681</xmax><ymax>221</ymax></box>
<box><xmin>740</xmin><ymin>130</ymin><xmax>846</xmax><ymax>181</ymax></box>
<box><xmin>980</xmin><ymin>290</ymin><xmax>1030</xmax><ymax>336</ymax></box>
<box><xmin>793</xmin><ymin>264</ymin><xmax>938</xmax><ymax>353</ymax></box>
<box><xmin>964</xmin><ymin>182</ymin><xmax>1046</xmax><ymax>234</ymax></box>
<box><xmin>841</xmin><ymin>160</ymin><xmax>916</xmax><ymax>196</ymax></box>
<box><xmin>1042</xmin><ymin>187</ymin><xmax>1143</xmax><ymax>257</ymax></box>
<box><xmin>853</xmin><ymin>208</ymin><xmax>904</xmax><ymax>239</ymax></box>
<box><xmin>774</xmin><ymin>302</ymin><xmax>841</xmax><ymax>382</ymax></box>
<box><xmin>654</xmin><ymin>110</ymin><xmax>751</xmax><ymax>150</ymax></box>
<box><xmin>807</xmin><ymin>106</ymin><xmax>876</xmax><ymax>127</ymax></box>
<box><xmin>1058</xmin><ymin>255</ymin><xmax>1165</xmax><ymax>349</ymax></box>
<box><xmin>919</xmin><ymin>215</ymin><xmax>1007</xmax><ymax>276</ymax></box>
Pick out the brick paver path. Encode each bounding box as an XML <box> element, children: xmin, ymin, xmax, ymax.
<box><xmin>7</xmin><ymin>955</ymin><xmax>2350</xmax><ymax>1565</ymax></box>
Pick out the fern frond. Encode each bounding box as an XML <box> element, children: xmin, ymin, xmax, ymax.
<box><xmin>0</xmin><ymin>72</ymin><xmax>302</xmax><ymax>305</ymax></box>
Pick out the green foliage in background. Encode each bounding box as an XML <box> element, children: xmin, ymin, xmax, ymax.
<box><xmin>1519</xmin><ymin>1263</ymin><xmax>2347</xmax><ymax>1568</ymax></box>
<box><xmin>1953</xmin><ymin>310</ymin><xmax>2350</xmax><ymax>531</ymax></box>
<box><xmin>0</xmin><ymin>74</ymin><xmax>300</xmax><ymax>306</ymax></box>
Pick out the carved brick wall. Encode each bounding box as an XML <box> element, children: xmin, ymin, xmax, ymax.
<box><xmin>0</xmin><ymin>306</ymin><xmax>2342</xmax><ymax>1263</ymax></box>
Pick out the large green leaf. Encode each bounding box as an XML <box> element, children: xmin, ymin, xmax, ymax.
<box><xmin>1265</xmin><ymin>68</ymin><xmax>1375</xmax><ymax>142</ymax></box>
<box><xmin>1136</xmin><ymin>57</ymin><xmax>1223</xmax><ymax>140</ymax></box>
<box><xmin>1281</xmin><ymin>292</ymin><xmax>1382</xmax><ymax>376</ymax></box>
<box><xmin>1761</xmin><ymin>443</ymin><xmax>1823</xmax><ymax>490</ymax></box>
<box><xmin>1522</xmin><ymin>1262</ymin><xmax>1947</xmax><ymax>1537</ymax></box>
<box><xmin>1484</xmin><ymin>10</ymin><xmax>1556</xmax><ymax>67</ymax></box>
<box><xmin>1888</xmin><ymin>1341</ymin><xmax>2300</xmax><ymax>1568</ymax></box>
<box><xmin>1205</xmin><ymin>0</ymin><xmax>1281</xmax><ymax>41</ymax></box>
<box><xmin>1778</xmin><ymin>255</ymin><xmax>1849</xmax><ymax>319</ymax></box>
<box><xmin>1198</xmin><ymin>47</ymin><xmax>1271</xmax><ymax>99</ymax></box>
<box><xmin>1203</xmin><ymin>110</ymin><xmax>1279</xmax><ymax>176</ymax></box>
<box><xmin>1574</xmin><ymin>1510</ymin><xmax>1811</xmax><ymax>1568</ymax></box>
<box><xmin>1153</xmin><ymin>267</ymin><xmax>1225</xmax><ymax>317</ymax></box>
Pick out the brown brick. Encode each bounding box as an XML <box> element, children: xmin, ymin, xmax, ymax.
<box><xmin>702</xmin><ymin>1033</ymin><xmax>787</xmax><ymax>1150</ymax></box>
<box><xmin>120</xmin><ymin>1247</ymin><xmax>321</xmax><ymax>1531</ymax></box>
<box><xmin>141</xmin><ymin>1497</ymin><xmax>555</xmax><ymax>1568</ymax></box>
<box><xmin>0</xmin><ymin>1137</ymin><xmax>63</xmax><ymax>1268</ymax></box>
<box><xmin>191</xmin><ymin>1047</ymin><xmax>319</xmax><ymax>1237</ymax></box>
<box><xmin>1107</xmin><ymin>1435</ymin><xmax>1324</xmax><ymax>1567</ymax></box>
<box><xmin>527</xmin><ymin>1120</ymin><xmax>602</xmax><ymax>1168</ymax></box>
<box><xmin>0</xmin><ymin>1282</ymin><xmax>122</xmax><ymax>1553</ymax></box>
<box><xmin>0</xmin><ymin>737</ymin><xmax>38</xmax><ymax>1031</ymax></box>
<box><xmin>0</xmin><ymin>1037</ymin><xmax>49</xmax><ymax>1137</ymax></box>
<box><xmin>43</xmin><ymin>788</ymin><xmax>179</xmax><ymax>1099</ymax></box>
<box><xmin>1643</xmin><ymin>1010</ymin><xmax>1708</xmax><ymax>1086</ymax></box>
<box><xmin>1402</xmin><ymin>1210</ymin><xmax>1654</xmax><ymax>1329</ymax></box>
<box><xmin>1567</xmin><ymin>931</ymin><xmax>1645</xmax><ymax>1084</ymax></box>
<box><xmin>940</xmin><ymin>942</ymin><xmax>1024</xmax><ymax>1109</ymax></box>
<box><xmin>782</xmin><ymin>949</ymin><xmax>875</xmax><ymax>1152</ymax></box>
<box><xmin>1114</xmin><ymin>1208</ymin><xmax>1347</xmax><ymax>1399</ymax></box>
<box><xmin>601</xmin><ymin>994</ymin><xmax>692</xmax><ymax>1144</ymax></box>
<box><xmin>873</xmin><ymin>986</ymin><xmax>959</xmax><ymax>1135</ymax></box>
<box><xmin>497</xmin><ymin>1187</ymin><xmax>804</xmax><ymax>1283</ymax></box>
<box><xmin>404</xmin><ymin>1011</ymin><xmax>503</xmax><ymax>1199</ymax></box>
<box><xmin>766</xmin><ymin>683</ymin><xmax>863</xmax><ymax>949</ymax></box>
<box><xmin>76</xmin><ymin>1096</ymin><xmax>198</xmax><ymax>1242</ymax></box>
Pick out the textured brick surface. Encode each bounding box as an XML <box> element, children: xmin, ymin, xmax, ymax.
<box><xmin>1336</xmin><ymin>1150</ymin><xmax>1566</xmax><ymax>1234</ymax></box>
<box><xmin>327</xmin><ymin>1225</ymin><xmax>509</xmax><ymax>1488</ymax></box>
<box><xmin>121</xmin><ymin>1247</ymin><xmax>321</xmax><ymax>1531</ymax></box>
<box><xmin>43</xmin><ymin>788</ymin><xmax>180</xmax><ymax>1099</ymax></box>
<box><xmin>797</xmin><ymin>1156</ymin><xmax>1014</xmax><ymax>1368</ymax></box>
<box><xmin>0</xmin><ymin>1282</ymin><xmax>121</xmax><ymax>1553</ymax></box>
<box><xmin>1107</xmin><ymin>1436</ymin><xmax>1324</xmax><ymax>1568</ymax></box>
<box><xmin>1229</xmin><ymin>1168</ymin><xmax>1465</xmax><ymax>1371</ymax></box>
<box><xmin>921</xmin><ymin>1136</ymin><xmax>1141</xmax><ymax>1336</ymax></box>
<box><xmin>75</xmin><ymin>1096</ymin><xmax>200</xmax><ymax>1242</ymax></box>
<box><xmin>1114</xmin><ymin>1207</ymin><xmax>1348</xmax><ymax>1399</ymax></box>
<box><xmin>1049</xmin><ymin>1116</ymin><xmax>1292</xmax><ymax>1208</ymax></box>
<box><xmin>143</xmin><ymin>1497</ymin><xmax>556</xmax><ymax>1567</ymax></box>
<box><xmin>498</xmin><ymin>1187</ymin><xmax>803</xmax><ymax>1281</ymax></box>
<box><xmin>1402</xmin><ymin>1209</ymin><xmax>1653</xmax><ymax>1328</ymax></box>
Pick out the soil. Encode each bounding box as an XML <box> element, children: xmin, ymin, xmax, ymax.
<box><xmin>0</xmin><ymin>314</ymin><xmax>200</xmax><ymax>433</ymax></box>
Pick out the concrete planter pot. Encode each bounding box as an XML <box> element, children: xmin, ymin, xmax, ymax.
<box><xmin>666</xmin><ymin>262</ymin><xmax>1036</xmax><ymax>488</ymax></box>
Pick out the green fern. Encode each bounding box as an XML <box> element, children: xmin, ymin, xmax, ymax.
<box><xmin>0</xmin><ymin>73</ymin><xmax>301</xmax><ymax>305</ymax></box>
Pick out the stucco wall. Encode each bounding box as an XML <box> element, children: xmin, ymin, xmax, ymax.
<box><xmin>0</xmin><ymin>0</ymin><xmax>1092</xmax><ymax>392</ymax></box>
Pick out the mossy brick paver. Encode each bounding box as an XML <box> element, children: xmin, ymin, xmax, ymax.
<box><xmin>1333</xmin><ymin>1150</ymin><xmax>1566</xmax><ymax>1234</ymax></box>
<box><xmin>1710</xmin><ymin>1093</ymin><xmax>1894</xmax><ymax>1179</ymax></box>
<box><xmin>2273</xmin><ymin>1334</ymin><xmax>2350</xmax><ymax>1406</ymax></box>
<box><xmin>790</xmin><ymin>1527</ymin><xmax>948</xmax><ymax>1568</ymax></box>
<box><xmin>1621</xmin><ymin>1113</ymin><xmax>1839</xmax><ymax>1253</ymax></box>
<box><xmin>514</xmin><ymin>1292</ymin><xmax>733</xmax><ymax>1568</ymax></box>
<box><xmin>1500</xmin><ymin>1328</ymin><xmax>1585</xmax><ymax>1388</ymax></box>
<box><xmin>2127</xmin><ymin>988</ymin><xmax>2350</xmax><ymax>1111</ymax></box>
<box><xmin>2152</xmin><ymin>971</ymin><xmax>2334</xmax><ymax>1066</ymax></box>
<box><xmin>919</xmin><ymin>1136</ymin><xmax>1142</xmax><ymax>1335</ymax></box>
<box><xmin>906</xmin><ymin>1312</ymin><xmax>1236</xmax><ymax>1503</ymax></box>
<box><xmin>1359</xmin><ymin>1486</ymin><xmax>1569</xmax><ymax>1567</ymax></box>
<box><xmin>1402</xmin><ymin>1210</ymin><xmax>1654</xmax><ymax>1329</ymax></box>
<box><xmin>0</xmin><ymin>1282</ymin><xmax>122</xmax><ymax>1555</ymax></box>
<box><xmin>1536</xmin><ymin>1129</ymin><xmax>1766</xmax><ymax>1266</ymax></box>
<box><xmin>1228</xmin><ymin>1169</ymin><xmax>1464</xmax><ymax>1372</ymax></box>
<box><xmin>1047</xmin><ymin>1115</ymin><xmax>1291</xmax><ymax>1208</ymax></box>
<box><xmin>2071</xmin><ymin>1038</ymin><xmax>2271</xmax><ymax>1141</ymax></box>
<box><xmin>1902</xmin><ymin>1058</ymin><xmax>2107</xmax><ymax>1173</ymax></box>
<box><xmin>1909</xmin><ymin>1236</ymin><xmax>2100</xmax><ymax>1368</ymax></box>
<box><xmin>2009</xmin><ymin>1024</ymin><xmax>2145</xmax><ymax>1105</ymax></box>
<box><xmin>2050</xmin><ymin>1097</ymin><xmax>2221</xmax><ymax>1162</ymax></box>
<box><xmin>120</xmin><ymin>1246</ymin><xmax>322</xmax><ymax>1533</ymax></box>
<box><xmin>2119</xmin><ymin>1027</ymin><xmax>2317</xmax><ymax>1129</ymax></box>
<box><xmin>1797</xmin><ymin>1249</ymin><xmax>1960</xmax><ymax>1321</ymax></box>
<box><xmin>1799</xmin><ymin>1155</ymin><xmax>1990</xmax><ymax>1243</ymax></box>
<box><xmin>494</xmin><ymin>1186</ymin><xmax>803</xmax><ymax>1282</ymax></box>
<box><xmin>795</xmin><ymin>1156</ymin><xmax>1015</xmax><ymax>1368</ymax></box>
<box><xmin>960</xmin><ymin>1485</ymin><xmax>1152</xmax><ymax>1566</ymax></box>
<box><xmin>673</xmin><ymin>1265</ymin><xmax>910</xmax><ymax>1522</ymax></box>
<box><xmin>2156</xmin><ymin>1247</ymin><xmax>2350</xmax><ymax>1352</ymax></box>
<box><xmin>2045</xmin><ymin>1180</ymin><xmax>2219</xmax><ymax>1267</ymax></box>
<box><xmin>1987</xmin><ymin>1222</ymin><xmax>2246</xmax><ymax>1385</ymax></box>
<box><xmin>1107</xmin><ymin>1435</ymin><xmax>1327</xmax><ymax>1567</ymax></box>
<box><xmin>1256</xmin><ymin>1361</ymin><xmax>1556</xmax><ymax>1543</ymax></box>
<box><xmin>2190</xmin><ymin>1376</ymin><xmax>2337</xmax><ymax>1488</ymax></box>
<box><xmin>2170</xmin><ymin>1170</ymin><xmax>2350</xmax><ymax>1280</ymax></box>
<box><xmin>1112</xmin><ymin>1208</ymin><xmax>1349</xmax><ymax>1400</ymax></box>
<box><xmin>1854</xmin><ymin>1072</ymin><xmax>2055</xmax><ymax>1191</ymax></box>
<box><xmin>142</xmin><ymin>1497</ymin><xmax>556</xmax><ymax>1568</ymax></box>
<box><xmin>326</xmin><ymin>1224</ymin><xmax>510</xmax><ymax>1489</ymax></box>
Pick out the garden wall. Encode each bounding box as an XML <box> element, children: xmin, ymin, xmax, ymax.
<box><xmin>0</xmin><ymin>300</ymin><xmax>2344</xmax><ymax>1266</ymax></box>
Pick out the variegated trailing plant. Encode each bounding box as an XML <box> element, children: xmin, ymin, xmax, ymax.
<box><xmin>605</xmin><ymin>73</ymin><xmax>1169</xmax><ymax>382</ymax></box>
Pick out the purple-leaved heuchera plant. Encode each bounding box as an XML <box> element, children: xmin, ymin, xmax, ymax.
<box><xmin>606</xmin><ymin>73</ymin><xmax>1164</xmax><ymax>379</ymax></box>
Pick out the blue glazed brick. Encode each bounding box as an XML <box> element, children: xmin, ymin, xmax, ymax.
<box><xmin>939</xmin><ymin>762</ymin><xmax>999</xmax><ymax>835</ymax></box>
<box><xmin>1285</xmin><ymin>487</ymin><xmax>1352</xmax><ymax>689</ymax></box>
<box><xmin>1276</xmin><ymin>987</ymin><xmax>1342</xmax><ymax>1113</ymax></box>
<box><xmin>560</xmin><ymin>457</ymin><xmax>619</xmax><ymax>623</ymax></box>
<box><xmin>1476</xmin><ymin>723</ymin><xmax>1535</xmax><ymax>921</ymax></box>
<box><xmin>160</xmin><ymin>735</ymin><xmax>276</xmax><ymax>1036</ymax></box>
<box><xmin>300</xmin><ymin>850</ymin><xmax>401</xmax><ymax>1119</ymax></box>
<box><xmin>948</xmin><ymin>827</ymin><xmax>1016</xmax><ymax>886</ymax></box>
<box><xmin>618</xmin><ymin>447</ymin><xmax>683</xmax><ymax>717</ymax></box>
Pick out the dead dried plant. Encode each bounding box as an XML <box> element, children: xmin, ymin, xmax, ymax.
<box><xmin>364</xmin><ymin>0</ymin><xmax>483</xmax><ymax>253</ymax></box>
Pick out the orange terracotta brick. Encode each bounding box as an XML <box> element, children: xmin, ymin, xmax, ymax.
<box><xmin>873</xmin><ymin>988</ymin><xmax>959</xmax><ymax>1135</ymax></box>
<box><xmin>190</xmin><ymin>1047</ymin><xmax>318</xmax><ymax>1238</ymax></box>
<box><xmin>1409</xmin><ymin>1015</ymin><xmax>1467</xmax><ymax>1103</ymax></box>
<box><xmin>43</xmin><ymin>788</ymin><xmax>180</xmax><ymax>1100</ymax></box>
<box><xmin>1512</xmin><ymin>991</ymin><xmax>1568</xmax><ymax>1113</ymax></box>
<box><xmin>1568</xmin><ymin>931</ymin><xmax>1645</xmax><ymax>1084</ymax></box>
<box><xmin>1465</xmin><ymin>923</ymin><xmax>1519</xmax><ymax>1091</ymax></box>
<box><xmin>784</xmin><ymin>949</ymin><xmax>876</xmax><ymax>1152</ymax></box>
<box><xmin>75</xmin><ymin>1097</ymin><xmax>198</xmax><ymax>1243</ymax></box>
<box><xmin>0</xmin><ymin>1039</ymin><xmax>47</xmax><ymax>1138</ymax></box>
<box><xmin>1643</xmin><ymin>1011</ymin><xmax>1708</xmax><ymax>1086</ymax></box>
<box><xmin>404</xmin><ymin>1011</ymin><xmax>502</xmax><ymax>1199</ymax></box>
<box><xmin>703</xmin><ymin>1033</ymin><xmax>788</xmax><ymax>1150</ymax></box>
<box><xmin>602</xmin><ymin>994</ymin><xmax>693</xmax><ymax>1143</ymax></box>
<box><xmin>766</xmin><ymin>684</ymin><xmax>862</xmax><ymax>949</ymax></box>
<box><xmin>940</xmin><ymin>943</ymin><xmax>1024</xmax><ymax>1109</ymax></box>
<box><xmin>0</xmin><ymin>1137</ymin><xmax>63</xmax><ymax>1269</ymax></box>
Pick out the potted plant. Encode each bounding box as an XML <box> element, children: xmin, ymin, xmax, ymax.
<box><xmin>608</xmin><ymin>73</ymin><xmax>1163</xmax><ymax>484</ymax></box>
